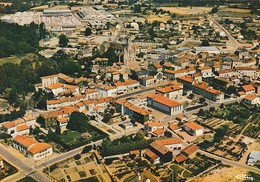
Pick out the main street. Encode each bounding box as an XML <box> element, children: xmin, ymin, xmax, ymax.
<box><xmin>211</xmin><ymin>18</ymin><xmax>243</xmax><ymax>51</ymax></box>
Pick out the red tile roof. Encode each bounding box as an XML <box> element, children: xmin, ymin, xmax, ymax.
<box><xmin>28</xmin><ymin>143</ymin><xmax>52</xmax><ymax>154</ymax></box>
<box><xmin>242</xmin><ymin>85</ymin><xmax>255</xmax><ymax>92</ymax></box>
<box><xmin>144</xmin><ymin>121</ymin><xmax>162</xmax><ymax>127</ymax></box>
<box><xmin>145</xmin><ymin>149</ymin><xmax>159</xmax><ymax>160</ymax></box>
<box><xmin>16</xmin><ymin>124</ymin><xmax>29</xmax><ymax>131</ymax></box>
<box><xmin>182</xmin><ymin>144</ymin><xmax>199</xmax><ymax>156</ymax></box>
<box><xmin>148</xmin><ymin>94</ymin><xmax>181</xmax><ymax>108</ymax></box>
<box><xmin>13</xmin><ymin>135</ymin><xmax>37</xmax><ymax>148</ymax></box>
<box><xmin>244</xmin><ymin>94</ymin><xmax>257</xmax><ymax>101</ymax></box>
<box><xmin>174</xmin><ymin>155</ymin><xmax>188</xmax><ymax>163</ymax></box>
<box><xmin>184</xmin><ymin>122</ymin><xmax>203</xmax><ymax>131</ymax></box>
<box><xmin>156</xmin><ymin>138</ymin><xmax>182</xmax><ymax>145</ymax></box>
<box><xmin>152</xmin><ymin>128</ymin><xmax>166</xmax><ymax>135</ymax></box>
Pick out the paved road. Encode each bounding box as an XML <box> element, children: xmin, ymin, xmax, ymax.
<box><xmin>199</xmin><ymin>149</ymin><xmax>260</xmax><ymax>174</ymax></box>
<box><xmin>0</xmin><ymin>144</ymin><xmax>51</xmax><ymax>182</ymax></box>
<box><xmin>211</xmin><ymin>18</ymin><xmax>242</xmax><ymax>51</ymax></box>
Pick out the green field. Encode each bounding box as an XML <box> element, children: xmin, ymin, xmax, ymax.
<box><xmin>0</xmin><ymin>53</ymin><xmax>38</xmax><ymax>65</ymax></box>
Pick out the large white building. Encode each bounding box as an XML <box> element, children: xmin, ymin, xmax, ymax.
<box><xmin>13</xmin><ymin>135</ymin><xmax>52</xmax><ymax>161</ymax></box>
<box><xmin>147</xmin><ymin>94</ymin><xmax>183</xmax><ymax>116</ymax></box>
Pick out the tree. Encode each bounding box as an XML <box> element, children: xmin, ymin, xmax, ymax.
<box><xmin>39</xmin><ymin>22</ymin><xmax>46</xmax><ymax>39</ymax></box>
<box><xmin>133</xmin><ymin>4</ymin><xmax>141</xmax><ymax>13</ymax></box>
<box><xmin>36</xmin><ymin>116</ymin><xmax>46</xmax><ymax>128</ymax></box>
<box><xmin>199</xmin><ymin>98</ymin><xmax>206</xmax><ymax>104</ymax></box>
<box><xmin>103</xmin><ymin>113</ymin><xmax>112</xmax><ymax>123</ymax></box>
<box><xmin>211</xmin><ymin>7</ymin><xmax>218</xmax><ymax>14</ymax></box>
<box><xmin>59</xmin><ymin>34</ymin><xmax>69</xmax><ymax>47</ymax></box>
<box><xmin>214</xmin><ymin>125</ymin><xmax>228</xmax><ymax>142</ymax></box>
<box><xmin>198</xmin><ymin>109</ymin><xmax>205</xmax><ymax>116</ymax></box>
<box><xmin>67</xmin><ymin>112</ymin><xmax>89</xmax><ymax>132</ymax></box>
<box><xmin>148</xmin><ymin>27</ymin><xmax>155</xmax><ymax>40</ymax></box>
<box><xmin>201</xmin><ymin>40</ymin><xmax>210</xmax><ymax>46</ymax></box>
<box><xmin>84</xmin><ymin>28</ymin><xmax>92</xmax><ymax>36</ymax></box>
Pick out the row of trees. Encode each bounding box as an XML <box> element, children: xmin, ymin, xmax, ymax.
<box><xmin>100</xmin><ymin>131</ymin><xmax>152</xmax><ymax>156</ymax></box>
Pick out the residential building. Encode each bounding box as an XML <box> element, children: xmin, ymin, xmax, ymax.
<box><xmin>114</xmin><ymin>99</ymin><xmax>151</xmax><ymax>123</ymax></box>
<box><xmin>243</xmin><ymin>94</ymin><xmax>260</xmax><ymax>105</ymax></box>
<box><xmin>156</xmin><ymin>85</ymin><xmax>183</xmax><ymax>100</ymax></box>
<box><xmin>144</xmin><ymin>121</ymin><xmax>164</xmax><ymax>137</ymax></box>
<box><xmin>183</xmin><ymin>122</ymin><xmax>204</xmax><ymax>136</ymax></box>
<box><xmin>175</xmin><ymin>144</ymin><xmax>199</xmax><ymax>163</ymax></box>
<box><xmin>96</xmin><ymin>85</ymin><xmax>117</xmax><ymax>97</ymax></box>
<box><xmin>1</xmin><ymin>118</ymin><xmax>32</xmax><ymax>138</ymax></box>
<box><xmin>145</xmin><ymin>141</ymin><xmax>173</xmax><ymax>164</ymax></box>
<box><xmin>141</xmin><ymin>76</ymin><xmax>155</xmax><ymax>87</ymax></box>
<box><xmin>13</xmin><ymin>135</ymin><xmax>52</xmax><ymax>161</ymax></box>
<box><xmin>242</xmin><ymin>85</ymin><xmax>255</xmax><ymax>94</ymax></box>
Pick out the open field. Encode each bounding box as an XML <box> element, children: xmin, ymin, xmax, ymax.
<box><xmin>220</xmin><ymin>7</ymin><xmax>251</xmax><ymax>13</ymax></box>
<box><xmin>191</xmin><ymin>165</ymin><xmax>260</xmax><ymax>182</ymax></box>
<box><xmin>158</xmin><ymin>7</ymin><xmax>212</xmax><ymax>15</ymax></box>
<box><xmin>0</xmin><ymin>53</ymin><xmax>37</xmax><ymax>65</ymax></box>
<box><xmin>146</xmin><ymin>14</ymin><xmax>170</xmax><ymax>23</ymax></box>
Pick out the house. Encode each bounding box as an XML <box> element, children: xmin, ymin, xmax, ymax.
<box><xmin>242</xmin><ymin>85</ymin><xmax>255</xmax><ymax>95</ymax></box>
<box><xmin>155</xmin><ymin>138</ymin><xmax>182</xmax><ymax>151</ymax></box>
<box><xmin>175</xmin><ymin>115</ymin><xmax>187</xmax><ymax>123</ymax></box>
<box><xmin>141</xmin><ymin>76</ymin><xmax>155</xmax><ymax>87</ymax></box>
<box><xmin>96</xmin><ymin>85</ymin><xmax>117</xmax><ymax>97</ymax></box>
<box><xmin>183</xmin><ymin>122</ymin><xmax>204</xmax><ymax>136</ymax></box>
<box><xmin>156</xmin><ymin>85</ymin><xmax>183</xmax><ymax>100</ymax></box>
<box><xmin>45</xmin><ymin>83</ymin><xmax>79</xmax><ymax>97</ymax></box>
<box><xmin>2</xmin><ymin>119</ymin><xmax>30</xmax><ymax>138</ymax></box>
<box><xmin>169</xmin><ymin>123</ymin><xmax>181</xmax><ymax>132</ymax></box>
<box><xmin>46</xmin><ymin>97</ymin><xmax>76</xmax><ymax>111</ymax></box>
<box><xmin>198</xmin><ymin>66</ymin><xmax>213</xmax><ymax>78</ymax></box>
<box><xmin>13</xmin><ymin>135</ymin><xmax>52</xmax><ymax>161</ymax></box>
<box><xmin>114</xmin><ymin>79</ymin><xmax>139</xmax><ymax>94</ymax></box>
<box><xmin>145</xmin><ymin>141</ymin><xmax>173</xmax><ymax>164</ymax></box>
<box><xmin>84</xmin><ymin>89</ymin><xmax>99</xmax><ymax>100</ymax></box>
<box><xmin>243</xmin><ymin>94</ymin><xmax>260</xmax><ymax>105</ymax></box>
<box><xmin>114</xmin><ymin>99</ymin><xmax>151</xmax><ymax>123</ymax></box>
<box><xmin>144</xmin><ymin>121</ymin><xmax>164</xmax><ymax>137</ymax></box>
<box><xmin>147</xmin><ymin>94</ymin><xmax>183</xmax><ymax>116</ymax></box>
<box><xmin>175</xmin><ymin>144</ymin><xmax>199</xmax><ymax>163</ymax></box>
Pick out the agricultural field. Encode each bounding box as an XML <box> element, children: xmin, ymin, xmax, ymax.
<box><xmin>200</xmin><ymin>139</ymin><xmax>247</xmax><ymax>161</ymax></box>
<box><xmin>169</xmin><ymin>153</ymin><xmax>219</xmax><ymax>180</ymax></box>
<box><xmin>47</xmin><ymin>153</ymin><xmax>111</xmax><ymax>182</ymax></box>
<box><xmin>243</xmin><ymin>114</ymin><xmax>260</xmax><ymax>140</ymax></box>
<box><xmin>158</xmin><ymin>7</ymin><xmax>212</xmax><ymax>15</ymax></box>
<box><xmin>146</xmin><ymin>14</ymin><xmax>170</xmax><ymax>23</ymax></box>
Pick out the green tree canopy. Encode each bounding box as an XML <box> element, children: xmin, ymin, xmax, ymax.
<box><xmin>67</xmin><ymin>112</ymin><xmax>89</xmax><ymax>133</ymax></box>
<box><xmin>84</xmin><ymin>28</ymin><xmax>92</xmax><ymax>36</ymax></box>
<box><xmin>59</xmin><ymin>34</ymin><xmax>69</xmax><ymax>47</ymax></box>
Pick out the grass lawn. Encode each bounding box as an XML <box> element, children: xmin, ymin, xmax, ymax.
<box><xmin>59</xmin><ymin>130</ymin><xmax>82</xmax><ymax>145</ymax></box>
<box><xmin>170</xmin><ymin>164</ymin><xmax>183</xmax><ymax>174</ymax></box>
<box><xmin>18</xmin><ymin>177</ymin><xmax>37</xmax><ymax>182</ymax></box>
<box><xmin>0</xmin><ymin>53</ymin><xmax>37</xmax><ymax>65</ymax></box>
<box><xmin>182</xmin><ymin>170</ymin><xmax>192</xmax><ymax>178</ymax></box>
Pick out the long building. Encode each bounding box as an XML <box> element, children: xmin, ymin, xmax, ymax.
<box><xmin>147</xmin><ymin>94</ymin><xmax>183</xmax><ymax>116</ymax></box>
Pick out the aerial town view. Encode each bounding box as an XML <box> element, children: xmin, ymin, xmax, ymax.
<box><xmin>0</xmin><ymin>0</ymin><xmax>260</xmax><ymax>181</ymax></box>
